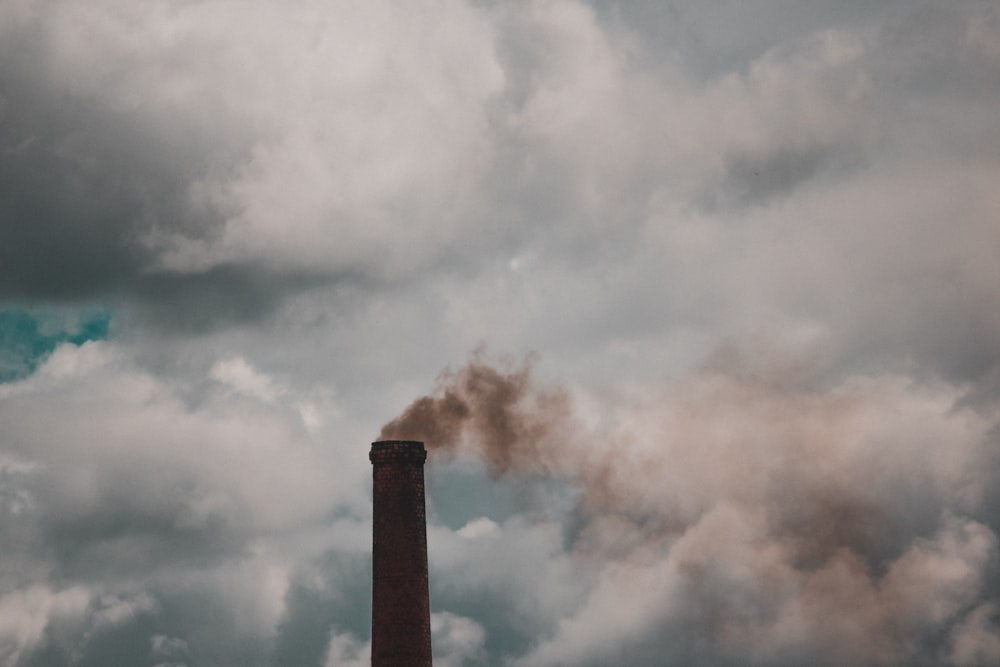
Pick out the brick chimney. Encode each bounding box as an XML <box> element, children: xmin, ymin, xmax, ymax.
<box><xmin>369</xmin><ymin>440</ymin><xmax>433</xmax><ymax>667</ymax></box>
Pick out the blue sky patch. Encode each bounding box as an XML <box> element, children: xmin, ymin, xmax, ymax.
<box><xmin>0</xmin><ymin>308</ymin><xmax>112</xmax><ymax>382</ymax></box>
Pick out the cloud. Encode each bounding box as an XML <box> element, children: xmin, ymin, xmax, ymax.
<box><xmin>1</xmin><ymin>1</ymin><xmax>999</xmax><ymax>665</ymax></box>
<box><xmin>0</xmin><ymin>586</ymin><xmax>89</xmax><ymax>666</ymax></box>
<box><xmin>0</xmin><ymin>0</ymin><xmax>502</xmax><ymax>327</ymax></box>
<box><xmin>432</xmin><ymin>611</ymin><xmax>487</xmax><ymax>667</ymax></box>
<box><xmin>0</xmin><ymin>340</ymin><xmax>354</xmax><ymax>665</ymax></box>
<box><xmin>322</xmin><ymin>630</ymin><xmax>368</xmax><ymax>667</ymax></box>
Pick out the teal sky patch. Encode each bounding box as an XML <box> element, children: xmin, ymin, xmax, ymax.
<box><xmin>0</xmin><ymin>308</ymin><xmax>112</xmax><ymax>382</ymax></box>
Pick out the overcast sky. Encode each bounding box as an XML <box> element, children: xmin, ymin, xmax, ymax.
<box><xmin>1</xmin><ymin>1</ymin><xmax>1000</xmax><ymax>665</ymax></box>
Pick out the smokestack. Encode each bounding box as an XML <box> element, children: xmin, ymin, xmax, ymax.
<box><xmin>369</xmin><ymin>440</ymin><xmax>433</xmax><ymax>667</ymax></box>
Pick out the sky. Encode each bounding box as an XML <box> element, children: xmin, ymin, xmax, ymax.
<box><xmin>1</xmin><ymin>0</ymin><xmax>999</xmax><ymax>665</ymax></box>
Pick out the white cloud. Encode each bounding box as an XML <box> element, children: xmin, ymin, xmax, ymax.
<box><xmin>0</xmin><ymin>586</ymin><xmax>89</xmax><ymax>667</ymax></box>
<box><xmin>121</xmin><ymin>0</ymin><xmax>506</xmax><ymax>276</ymax></box>
<box><xmin>323</xmin><ymin>630</ymin><xmax>369</xmax><ymax>667</ymax></box>
<box><xmin>432</xmin><ymin>611</ymin><xmax>487</xmax><ymax>667</ymax></box>
<box><xmin>210</xmin><ymin>357</ymin><xmax>284</xmax><ymax>403</ymax></box>
<box><xmin>457</xmin><ymin>517</ymin><xmax>500</xmax><ymax>540</ymax></box>
<box><xmin>0</xmin><ymin>340</ymin><xmax>352</xmax><ymax>659</ymax></box>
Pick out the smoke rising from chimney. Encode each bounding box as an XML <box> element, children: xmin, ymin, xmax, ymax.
<box><xmin>379</xmin><ymin>353</ymin><xmax>571</xmax><ymax>474</ymax></box>
<box><xmin>380</xmin><ymin>347</ymin><xmax>1000</xmax><ymax>665</ymax></box>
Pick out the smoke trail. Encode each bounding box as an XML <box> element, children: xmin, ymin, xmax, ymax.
<box><xmin>379</xmin><ymin>353</ymin><xmax>571</xmax><ymax>473</ymax></box>
<box><xmin>380</xmin><ymin>346</ymin><xmax>1000</xmax><ymax>666</ymax></box>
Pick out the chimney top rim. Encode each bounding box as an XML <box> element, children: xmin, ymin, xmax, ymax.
<box><xmin>370</xmin><ymin>440</ymin><xmax>428</xmax><ymax>464</ymax></box>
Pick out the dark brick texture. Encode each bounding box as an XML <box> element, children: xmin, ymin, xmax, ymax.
<box><xmin>370</xmin><ymin>440</ymin><xmax>433</xmax><ymax>667</ymax></box>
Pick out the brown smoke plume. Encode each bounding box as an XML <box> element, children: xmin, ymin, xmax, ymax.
<box><xmin>378</xmin><ymin>344</ymin><xmax>1000</xmax><ymax>666</ymax></box>
<box><xmin>379</xmin><ymin>352</ymin><xmax>571</xmax><ymax>474</ymax></box>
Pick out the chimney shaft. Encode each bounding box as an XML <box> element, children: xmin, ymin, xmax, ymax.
<box><xmin>369</xmin><ymin>440</ymin><xmax>433</xmax><ymax>667</ymax></box>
